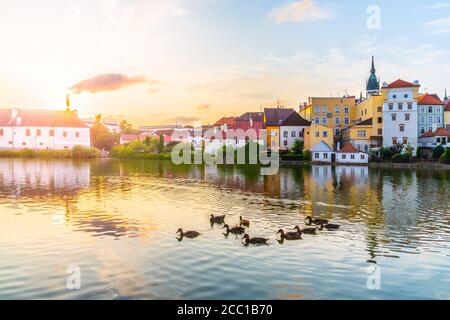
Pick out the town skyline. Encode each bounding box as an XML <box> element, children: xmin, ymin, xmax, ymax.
<box><xmin>1</xmin><ymin>0</ymin><xmax>450</xmax><ymax>126</ymax></box>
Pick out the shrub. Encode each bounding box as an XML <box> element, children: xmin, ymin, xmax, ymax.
<box><xmin>433</xmin><ymin>144</ymin><xmax>445</xmax><ymax>159</ymax></box>
<box><xmin>281</xmin><ymin>153</ymin><xmax>304</xmax><ymax>161</ymax></box>
<box><xmin>292</xmin><ymin>140</ymin><xmax>304</xmax><ymax>155</ymax></box>
<box><xmin>440</xmin><ymin>147</ymin><xmax>450</xmax><ymax>164</ymax></box>
<box><xmin>303</xmin><ymin>150</ymin><xmax>312</xmax><ymax>161</ymax></box>
<box><xmin>392</xmin><ymin>153</ymin><xmax>411</xmax><ymax>163</ymax></box>
<box><xmin>380</xmin><ymin>147</ymin><xmax>394</xmax><ymax>160</ymax></box>
<box><xmin>71</xmin><ymin>146</ymin><xmax>99</xmax><ymax>158</ymax></box>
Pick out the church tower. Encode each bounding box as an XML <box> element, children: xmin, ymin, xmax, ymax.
<box><xmin>366</xmin><ymin>56</ymin><xmax>380</xmax><ymax>96</ymax></box>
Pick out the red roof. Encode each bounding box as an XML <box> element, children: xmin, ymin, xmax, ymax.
<box><xmin>418</xmin><ymin>94</ymin><xmax>443</xmax><ymax>105</ymax></box>
<box><xmin>383</xmin><ymin>79</ymin><xmax>419</xmax><ymax>89</ymax></box>
<box><xmin>339</xmin><ymin>143</ymin><xmax>359</xmax><ymax>153</ymax></box>
<box><xmin>420</xmin><ymin>128</ymin><xmax>450</xmax><ymax>138</ymax></box>
<box><xmin>0</xmin><ymin>109</ymin><xmax>88</xmax><ymax>128</ymax></box>
<box><xmin>445</xmin><ymin>99</ymin><xmax>450</xmax><ymax>112</ymax></box>
<box><xmin>213</xmin><ymin>117</ymin><xmax>236</xmax><ymax>127</ymax></box>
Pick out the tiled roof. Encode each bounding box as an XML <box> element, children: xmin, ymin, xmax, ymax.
<box><xmin>339</xmin><ymin>143</ymin><xmax>359</xmax><ymax>153</ymax></box>
<box><xmin>0</xmin><ymin>109</ymin><xmax>88</xmax><ymax>128</ymax></box>
<box><xmin>213</xmin><ymin>117</ymin><xmax>237</xmax><ymax>127</ymax></box>
<box><xmin>383</xmin><ymin>79</ymin><xmax>419</xmax><ymax>89</ymax></box>
<box><xmin>281</xmin><ymin>112</ymin><xmax>311</xmax><ymax>126</ymax></box>
<box><xmin>264</xmin><ymin>108</ymin><xmax>295</xmax><ymax>126</ymax></box>
<box><xmin>237</xmin><ymin>112</ymin><xmax>264</xmax><ymax>122</ymax></box>
<box><xmin>418</xmin><ymin>94</ymin><xmax>443</xmax><ymax>105</ymax></box>
<box><xmin>420</xmin><ymin>128</ymin><xmax>450</xmax><ymax>138</ymax></box>
<box><xmin>444</xmin><ymin>99</ymin><xmax>450</xmax><ymax>112</ymax></box>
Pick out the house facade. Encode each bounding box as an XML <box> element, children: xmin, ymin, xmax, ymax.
<box><xmin>264</xmin><ymin>108</ymin><xmax>295</xmax><ymax>150</ymax></box>
<box><xmin>444</xmin><ymin>97</ymin><xmax>450</xmax><ymax>130</ymax></box>
<box><xmin>336</xmin><ymin>143</ymin><xmax>368</xmax><ymax>164</ymax></box>
<box><xmin>279</xmin><ymin>112</ymin><xmax>311</xmax><ymax>150</ymax></box>
<box><xmin>0</xmin><ymin>109</ymin><xmax>90</xmax><ymax>150</ymax></box>
<box><xmin>418</xmin><ymin>128</ymin><xmax>450</xmax><ymax>149</ymax></box>
<box><xmin>311</xmin><ymin>141</ymin><xmax>334</xmax><ymax>163</ymax></box>
<box><xmin>341</xmin><ymin>118</ymin><xmax>376</xmax><ymax>153</ymax></box>
<box><xmin>382</xmin><ymin>79</ymin><xmax>420</xmax><ymax>154</ymax></box>
<box><xmin>304</xmin><ymin>124</ymin><xmax>333</xmax><ymax>151</ymax></box>
<box><xmin>418</xmin><ymin>94</ymin><xmax>444</xmax><ymax>135</ymax></box>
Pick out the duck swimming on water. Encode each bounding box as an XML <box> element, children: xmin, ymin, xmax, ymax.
<box><xmin>176</xmin><ymin>228</ymin><xmax>200</xmax><ymax>239</ymax></box>
<box><xmin>210</xmin><ymin>215</ymin><xmax>226</xmax><ymax>224</ymax></box>
<box><xmin>223</xmin><ymin>224</ymin><xmax>246</xmax><ymax>235</ymax></box>
<box><xmin>293</xmin><ymin>225</ymin><xmax>316</xmax><ymax>235</ymax></box>
<box><xmin>277</xmin><ymin>229</ymin><xmax>302</xmax><ymax>240</ymax></box>
<box><xmin>305</xmin><ymin>216</ymin><xmax>329</xmax><ymax>226</ymax></box>
<box><xmin>239</xmin><ymin>216</ymin><xmax>250</xmax><ymax>227</ymax></box>
<box><xmin>319</xmin><ymin>223</ymin><xmax>340</xmax><ymax>230</ymax></box>
<box><xmin>242</xmin><ymin>234</ymin><xmax>269</xmax><ymax>246</ymax></box>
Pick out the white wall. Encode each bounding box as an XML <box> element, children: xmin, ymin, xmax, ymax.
<box><xmin>280</xmin><ymin>126</ymin><xmax>307</xmax><ymax>150</ymax></box>
<box><xmin>311</xmin><ymin>151</ymin><xmax>332</xmax><ymax>163</ymax></box>
<box><xmin>336</xmin><ymin>152</ymin><xmax>368</xmax><ymax>164</ymax></box>
<box><xmin>0</xmin><ymin>126</ymin><xmax>90</xmax><ymax>150</ymax></box>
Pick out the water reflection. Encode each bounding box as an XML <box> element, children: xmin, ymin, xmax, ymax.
<box><xmin>0</xmin><ymin>159</ymin><xmax>449</xmax><ymax>299</ymax></box>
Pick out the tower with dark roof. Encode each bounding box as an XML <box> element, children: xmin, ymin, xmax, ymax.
<box><xmin>366</xmin><ymin>56</ymin><xmax>380</xmax><ymax>96</ymax></box>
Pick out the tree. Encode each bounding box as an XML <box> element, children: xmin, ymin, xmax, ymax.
<box><xmin>120</xmin><ymin>120</ymin><xmax>138</xmax><ymax>134</ymax></box>
<box><xmin>90</xmin><ymin>117</ymin><xmax>118</xmax><ymax>151</ymax></box>
<box><xmin>158</xmin><ymin>134</ymin><xmax>165</xmax><ymax>153</ymax></box>
<box><xmin>292</xmin><ymin>139</ymin><xmax>304</xmax><ymax>155</ymax></box>
<box><xmin>433</xmin><ymin>144</ymin><xmax>445</xmax><ymax>159</ymax></box>
<box><xmin>404</xmin><ymin>144</ymin><xmax>414</xmax><ymax>156</ymax></box>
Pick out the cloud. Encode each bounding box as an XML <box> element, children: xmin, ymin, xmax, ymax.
<box><xmin>424</xmin><ymin>17</ymin><xmax>450</xmax><ymax>34</ymax></box>
<box><xmin>70</xmin><ymin>73</ymin><xmax>149</xmax><ymax>94</ymax></box>
<box><xmin>268</xmin><ymin>0</ymin><xmax>334</xmax><ymax>24</ymax></box>
<box><xmin>164</xmin><ymin>115</ymin><xmax>201</xmax><ymax>124</ymax></box>
<box><xmin>427</xmin><ymin>2</ymin><xmax>450</xmax><ymax>9</ymax></box>
<box><xmin>195</xmin><ymin>104</ymin><xmax>211</xmax><ymax>110</ymax></box>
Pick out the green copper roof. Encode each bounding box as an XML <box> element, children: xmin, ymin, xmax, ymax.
<box><xmin>366</xmin><ymin>56</ymin><xmax>380</xmax><ymax>93</ymax></box>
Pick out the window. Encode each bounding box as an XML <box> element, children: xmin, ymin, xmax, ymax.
<box><xmin>377</xmin><ymin>107</ymin><xmax>382</xmax><ymax>112</ymax></box>
<box><xmin>335</xmin><ymin>106</ymin><xmax>340</xmax><ymax>113</ymax></box>
<box><xmin>284</xmin><ymin>141</ymin><xmax>288</xmax><ymax>146</ymax></box>
<box><xmin>322</xmin><ymin>106</ymin><xmax>328</xmax><ymax>113</ymax></box>
<box><xmin>403</xmin><ymin>138</ymin><xmax>408</xmax><ymax>145</ymax></box>
<box><xmin>393</xmin><ymin>94</ymin><xmax>397</xmax><ymax>99</ymax></box>
<box><xmin>26</xmin><ymin>129</ymin><xmax>31</xmax><ymax>136</ymax></box>
<box><xmin>405</xmin><ymin>113</ymin><xmax>410</xmax><ymax>121</ymax></box>
<box><xmin>420</xmin><ymin>106</ymin><xmax>425</xmax><ymax>113</ymax></box>
<box><xmin>283</xmin><ymin>131</ymin><xmax>288</xmax><ymax>138</ymax></box>
<box><xmin>49</xmin><ymin>130</ymin><xmax>54</xmax><ymax>137</ymax></box>
<box><xmin>291</xmin><ymin>131</ymin><xmax>296</xmax><ymax>138</ymax></box>
<box><xmin>407</xmin><ymin>103</ymin><xmax>412</xmax><ymax>110</ymax></box>
<box><xmin>349</xmin><ymin>154</ymin><xmax>355</xmax><ymax>160</ymax></box>
<box><xmin>315</xmin><ymin>153</ymin><xmax>320</xmax><ymax>159</ymax></box>
<box><xmin>392</xmin><ymin>114</ymin><xmax>397</xmax><ymax>121</ymax></box>
<box><xmin>314</xmin><ymin>105</ymin><xmax>320</xmax><ymax>113</ymax></box>
<box><xmin>398</xmin><ymin>103</ymin><xmax>403</xmax><ymax>110</ymax></box>
<box><xmin>322</xmin><ymin>117</ymin><xmax>327</xmax><ymax>125</ymax></box>
<box><xmin>22</xmin><ymin>142</ymin><xmax>26</xmax><ymax>146</ymax></box>
<box><xmin>335</xmin><ymin>128</ymin><xmax>340</xmax><ymax>136</ymax></box>
<box><xmin>365</xmin><ymin>109</ymin><xmax>368</xmax><ymax>115</ymax></box>
<box><xmin>436</xmin><ymin>138</ymin><xmax>441</xmax><ymax>144</ymax></box>
<box><xmin>75</xmin><ymin>132</ymin><xmax>80</xmax><ymax>138</ymax></box>
<box><xmin>344</xmin><ymin>117</ymin><xmax>349</xmax><ymax>125</ymax></box>
<box><xmin>36</xmin><ymin>129</ymin><xmax>41</xmax><ymax>137</ymax></box>
<box><xmin>299</xmin><ymin>130</ymin><xmax>304</xmax><ymax>137</ymax></box>
<box><xmin>392</xmin><ymin>138</ymin><xmax>398</xmax><ymax>145</ymax></box>
<box><xmin>420</xmin><ymin>127</ymin><xmax>425</xmax><ymax>134</ymax></box>
<box><xmin>361</xmin><ymin>155</ymin><xmax>365</xmax><ymax>160</ymax></box>
<box><xmin>344</xmin><ymin>106</ymin><xmax>349</xmax><ymax>114</ymax></box>
<box><xmin>335</xmin><ymin>117</ymin><xmax>340</xmax><ymax>125</ymax></box>
<box><xmin>315</xmin><ymin>132</ymin><xmax>320</xmax><ymax>137</ymax></box>
<box><xmin>323</xmin><ymin>131</ymin><xmax>328</xmax><ymax>138</ymax></box>
<box><xmin>429</xmin><ymin>106</ymin><xmax>433</xmax><ymax>113</ymax></box>
<box><xmin>420</xmin><ymin>116</ymin><xmax>425</xmax><ymax>124</ymax></box>
<box><xmin>357</xmin><ymin>130</ymin><xmax>366</xmax><ymax>137</ymax></box>
<box><xmin>315</xmin><ymin>116</ymin><xmax>320</xmax><ymax>124</ymax></box>
<box><xmin>428</xmin><ymin>116</ymin><xmax>433</xmax><ymax>124</ymax></box>
<box><xmin>399</xmin><ymin>124</ymin><xmax>405</xmax><ymax>132</ymax></box>
<box><xmin>404</xmin><ymin>94</ymin><xmax>408</xmax><ymax>99</ymax></box>
<box><xmin>378</xmin><ymin>129</ymin><xmax>382</xmax><ymax>135</ymax></box>
<box><xmin>429</xmin><ymin>126</ymin><xmax>433</xmax><ymax>132</ymax></box>
<box><xmin>436</xmin><ymin>116</ymin><xmax>441</xmax><ymax>123</ymax></box>
<box><xmin>0</xmin><ymin>129</ymin><xmax>3</xmax><ymax>136</ymax></box>
<box><xmin>323</xmin><ymin>153</ymin><xmax>328</xmax><ymax>159</ymax></box>
<box><xmin>342</xmin><ymin>154</ymin><xmax>347</xmax><ymax>160</ymax></box>
<box><xmin>378</xmin><ymin>117</ymin><xmax>382</xmax><ymax>124</ymax></box>
<box><xmin>63</xmin><ymin>131</ymin><xmax>67</xmax><ymax>138</ymax></box>
<box><xmin>388</xmin><ymin>103</ymin><xmax>394</xmax><ymax>110</ymax></box>
<box><xmin>436</xmin><ymin>106</ymin><xmax>441</xmax><ymax>113</ymax></box>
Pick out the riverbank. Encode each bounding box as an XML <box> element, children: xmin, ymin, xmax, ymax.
<box><xmin>280</xmin><ymin>159</ymin><xmax>450</xmax><ymax>169</ymax></box>
<box><xmin>0</xmin><ymin>146</ymin><xmax>99</xmax><ymax>159</ymax></box>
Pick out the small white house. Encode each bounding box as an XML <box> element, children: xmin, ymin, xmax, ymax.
<box><xmin>279</xmin><ymin>112</ymin><xmax>311</xmax><ymax>150</ymax></box>
<box><xmin>311</xmin><ymin>141</ymin><xmax>334</xmax><ymax>163</ymax></box>
<box><xmin>0</xmin><ymin>109</ymin><xmax>90</xmax><ymax>150</ymax></box>
<box><xmin>336</xmin><ymin>143</ymin><xmax>369</xmax><ymax>164</ymax></box>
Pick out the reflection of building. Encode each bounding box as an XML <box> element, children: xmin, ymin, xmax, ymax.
<box><xmin>0</xmin><ymin>109</ymin><xmax>90</xmax><ymax>150</ymax></box>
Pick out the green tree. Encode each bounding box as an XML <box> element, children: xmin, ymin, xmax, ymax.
<box><xmin>292</xmin><ymin>139</ymin><xmax>304</xmax><ymax>155</ymax></box>
<box><xmin>158</xmin><ymin>134</ymin><xmax>165</xmax><ymax>153</ymax></box>
<box><xmin>119</xmin><ymin>120</ymin><xmax>138</xmax><ymax>134</ymax></box>
<box><xmin>433</xmin><ymin>144</ymin><xmax>445</xmax><ymax>159</ymax></box>
<box><xmin>90</xmin><ymin>116</ymin><xmax>119</xmax><ymax>151</ymax></box>
<box><xmin>440</xmin><ymin>147</ymin><xmax>450</xmax><ymax>164</ymax></box>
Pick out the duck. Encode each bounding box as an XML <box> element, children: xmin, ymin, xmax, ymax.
<box><xmin>319</xmin><ymin>223</ymin><xmax>340</xmax><ymax>230</ymax></box>
<box><xmin>210</xmin><ymin>214</ymin><xmax>226</xmax><ymax>224</ymax></box>
<box><xmin>277</xmin><ymin>229</ymin><xmax>302</xmax><ymax>240</ymax></box>
<box><xmin>176</xmin><ymin>228</ymin><xmax>200</xmax><ymax>239</ymax></box>
<box><xmin>293</xmin><ymin>225</ymin><xmax>316</xmax><ymax>235</ymax></box>
<box><xmin>242</xmin><ymin>234</ymin><xmax>269</xmax><ymax>246</ymax></box>
<box><xmin>239</xmin><ymin>216</ymin><xmax>250</xmax><ymax>227</ymax></box>
<box><xmin>223</xmin><ymin>224</ymin><xmax>246</xmax><ymax>235</ymax></box>
<box><xmin>305</xmin><ymin>216</ymin><xmax>329</xmax><ymax>226</ymax></box>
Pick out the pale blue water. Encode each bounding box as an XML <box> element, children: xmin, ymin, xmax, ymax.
<box><xmin>0</xmin><ymin>159</ymin><xmax>449</xmax><ymax>299</ymax></box>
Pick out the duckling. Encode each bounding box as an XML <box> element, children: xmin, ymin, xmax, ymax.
<box><xmin>277</xmin><ymin>229</ymin><xmax>302</xmax><ymax>240</ymax></box>
<box><xmin>305</xmin><ymin>216</ymin><xmax>329</xmax><ymax>226</ymax></box>
<box><xmin>176</xmin><ymin>228</ymin><xmax>200</xmax><ymax>239</ymax></box>
<box><xmin>239</xmin><ymin>216</ymin><xmax>250</xmax><ymax>227</ymax></box>
<box><xmin>242</xmin><ymin>234</ymin><xmax>269</xmax><ymax>246</ymax></box>
<box><xmin>319</xmin><ymin>223</ymin><xmax>340</xmax><ymax>230</ymax></box>
<box><xmin>210</xmin><ymin>214</ymin><xmax>225</xmax><ymax>224</ymax></box>
<box><xmin>223</xmin><ymin>224</ymin><xmax>246</xmax><ymax>235</ymax></box>
<box><xmin>293</xmin><ymin>225</ymin><xmax>316</xmax><ymax>235</ymax></box>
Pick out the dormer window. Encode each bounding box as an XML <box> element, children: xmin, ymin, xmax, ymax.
<box><xmin>393</xmin><ymin>94</ymin><xmax>397</xmax><ymax>99</ymax></box>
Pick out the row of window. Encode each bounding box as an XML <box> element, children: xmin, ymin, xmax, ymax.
<box><xmin>419</xmin><ymin>106</ymin><xmax>442</xmax><ymax>114</ymax></box>
<box><xmin>391</xmin><ymin>113</ymin><xmax>411</xmax><ymax>121</ymax></box>
<box><xmin>420</xmin><ymin>115</ymin><xmax>442</xmax><ymax>124</ymax></box>
<box><xmin>420</xmin><ymin>126</ymin><xmax>438</xmax><ymax>134</ymax></box>
<box><xmin>314</xmin><ymin>131</ymin><xmax>328</xmax><ymax>138</ymax></box>
<box><xmin>2</xmin><ymin>141</ymin><xmax>71</xmax><ymax>149</ymax></box>
<box><xmin>388</xmin><ymin>103</ymin><xmax>413</xmax><ymax>111</ymax></box>
<box><xmin>341</xmin><ymin>154</ymin><xmax>366</xmax><ymax>160</ymax></box>
<box><xmin>313</xmin><ymin>106</ymin><xmax>350</xmax><ymax>114</ymax></box>
<box><xmin>392</xmin><ymin>137</ymin><xmax>408</xmax><ymax>145</ymax></box>
<box><xmin>283</xmin><ymin>130</ymin><xmax>304</xmax><ymax>138</ymax></box>
<box><xmin>0</xmin><ymin>129</ymin><xmax>81</xmax><ymax>138</ymax></box>
<box><xmin>315</xmin><ymin>116</ymin><xmax>350</xmax><ymax>125</ymax></box>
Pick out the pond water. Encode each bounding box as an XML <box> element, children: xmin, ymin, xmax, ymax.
<box><xmin>0</xmin><ymin>159</ymin><xmax>449</xmax><ymax>300</ymax></box>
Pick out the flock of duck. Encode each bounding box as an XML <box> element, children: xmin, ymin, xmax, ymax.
<box><xmin>176</xmin><ymin>215</ymin><xmax>340</xmax><ymax>246</ymax></box>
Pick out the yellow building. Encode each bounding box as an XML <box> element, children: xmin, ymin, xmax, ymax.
<box><xmin>299</xmin><ymin>96</ymin><xmax>357</xmax><ymax>140</ymax></box>
<box><xmin>304</xmin><ymin>124</ymin><xmax>334</xmax><ymax>151</ymax></box>
<box><xmin>445</xmin><ymin>98</ymin><xmax>450</xmax><ymax>130</ymax></box>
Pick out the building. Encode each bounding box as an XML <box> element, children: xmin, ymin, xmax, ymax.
<box><xmin>336</xmin><ymin>143</ymin><xmax>368</xmax><ymax>164</ymax></box>
<box><xmin>299</xmin><ymin>96</ymin><xmax>357</xmax><ymax>141</ymax></box>
<box><xmin>119</xmin><ymin>134</ymin><xmax>140</xmax><ymax>145</ymax></box>
<box><xmin>444</xmin><ymin>91</ymin><xmax>450</xmax><ymax>130</ymax></box>
<box><xmin>417</xmin><ymin>93</ymin><xmax>444</xmax><ymax>135</ymax></box>
<box><xmin>341</xmin><ymin>118</ymin><xmax>376</xmax><ymax>153</ymax></box>
<box><xmin>304</xmin><ymin>124</ymin><xmax>334</xmax><ymax>151</ymax></box>
<box><xmin>82</xmin><ymin>118</ymin><xmax>121</xmax><ymax>134</ymax></box>
<box><xmin>418</xmin><ymin>127</ymin><xmax>450</xmax><ymax>149</ymax></box>
<box><xmin>264</xmin><ymin>108</ymin><xmax>295</xmax><ymax>150</ymax></box>
<box><xmin>311</xmin><ymin>140</ymin><xmax>334</xmax><ymax>163</ymax></box>
<box><xmin>382</xmin><ymin>79</ymin><xmax>420</xmax><ymax>154</ymax></box>
<box><xmin>213</xmin><ymin>117</ymin><xmax>236</xmax><ymax>133</ymax></box>
<box><xmin>279</xmin><ymin>112</ymin><xmax>311</xmax><ymax>150</ymax></box>
<box><xmin>366</xmin><ymin>56</ymin><xmax>381</xmax><ymax>97</ymax></box>
<box><xmin>0</xmin><ymin>109</ymin><xmax>90</xmax><ymax>150</ymax></box>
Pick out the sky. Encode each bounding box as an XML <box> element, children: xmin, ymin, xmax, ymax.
<box><xmin>1</xmin><ymin>0</ymin><xmax>450</xmax><ymax>126</ymax></box>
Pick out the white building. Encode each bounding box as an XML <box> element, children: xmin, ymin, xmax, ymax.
<box><xmin>336</xmin><ymin>143</ymin><xmax>368</xmax><ymax>164</ymax></box>
<box><xmin>382</xmin><ymin>79</ymin><xmax>420</xmax><ymax>155</ymax></box>
<box><xmin>280</xmin><ymin>112</ymin><xmax>311</xmax><ymax>150</ymax></box>
<box><xmin>0</xmin><ymin>109</ymin><xmax>90</xmax><ymax>150</ymax></box>
<box><xmin>311</xmin><ymin>141</ymin><xmax>334</xmax><ymax>163</ymax></box>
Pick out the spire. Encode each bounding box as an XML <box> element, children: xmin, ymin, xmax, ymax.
<box><xmin>445</xmin><ymin>88</ymin><xmax>448</xmax><ymax>101</ymax></box>
<box><xmin>366</xmin><ymin>56</ymin><xmax>380</xmax><ymax>96</ymax></box>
